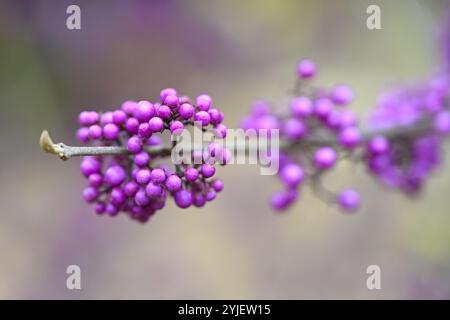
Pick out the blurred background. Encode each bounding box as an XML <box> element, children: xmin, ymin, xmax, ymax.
<box><xmin>1</xmin><ymin>0</ymin><xmax>450</xmax><ymax>299</ymax></box>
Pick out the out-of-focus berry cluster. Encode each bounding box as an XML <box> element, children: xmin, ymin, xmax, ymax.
<box><xmin>77</xmin><ymin>89</ymin><xmax>227</xmax><ymax>223</ymax></box>
<box><xmin>240</xmin><ymin>60</ymin><xmax>361</xmax><ymax>213</ymax></box>
<box><xmin>241</xmin><ymin>59</ymin><xmax>450</xmax><ymax>214</ymax></box>
<box><xmin>365</xmin><ymin>74</ymin><xmax>450</xmax><ymax>194</ymax></box>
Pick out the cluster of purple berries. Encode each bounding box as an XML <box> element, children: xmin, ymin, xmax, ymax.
<box><xmin>77</xmin><ymin>89</ymin><xmax>227</xmax><ymax>223</ymax></box>
<box><xmin>365</xmin><ymin>74</ymin><xmax>450</xmax><ymax>194</ymax></box>
<box><xmin>240</xmin><ymin>60</ymin><xmax>361</xmax><ymax>212</ymax></box>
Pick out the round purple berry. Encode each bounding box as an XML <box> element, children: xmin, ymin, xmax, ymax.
<box><xmin>280</xmin><ymin>164</ymin><xmax>304</xmax><ymax>188</ymax></box>
<box><xmin>156</xmin><ymin>105</ymin><xmax>172</xmax><ymax>120</ymax></box>
<box><xmin>174</xmin><ymin>189</ymin><xmax>193</xmax><ymax>208</ymax></box>
<box><xmin>134</xmin><ymin>152</ymin><xmax>150</xmax><ymax>167</ymax></box>
<box><xmin>136</xmin><ymin>169</ymin><xmax>151</xmax><ymax>185</ymax></box>
<box><xmin>160</xmin><ymin>88</ymin><xmax>177</xmax><ymax>103</ymax></box>
<box><xmin>88</xmin><ymin>125</ymin><xmax>102</xmax><ymax>140</ymax></box>
<box><xmin>184</xmin><ymin>167</ymin><xmax>199</xmax><ymax>182</ymax></box>
<box><xmin>165</xmin><ymin>174</ymin><xmax>182</xmax><ymax>192</ymax></box>
<box><xmin>103</xmin><ymin>123</ymin><xmax>119</xmax><ymax>140</ymax></box>
<box><xmin>135</xmin><ymin>189</ymin><xmax>150</xmax><ymax>207</ymax></box>
<box><xmin>291</xmin><ymin>97</ymin><xmax>313</xmax><ymax>118</ymax></box>
<box><xmin>195</xmin><ymin>94</ymin><xmax>212</xmax><ymax>111</ymax></box>
<box><xmin>194</xmin><ymin>111</ymin><xmax>211</xmax><ymax>126</ymax></box>
<box><xmin>83</xmin><ymin>187</ymin><xmax>98</xmax><ymax>203</ymax></box>
<box><xmin>80</xmin><ymin>157</ymin><xmax>101</xmax><ymax>177</ymax></box>
<box><xmin>339</xmin><ymin>126</ymin><xmax>361</xmax><ymax>148</ymax></box>
<box><xmin>125</xmin><ymin>117</ymin><xmax>139</xmax><ymax>134</ymax></box>
<box><xmin>179</xmin><ymin>103</ymin><xmax>195</xmax><ymax>120</ymax></box>
<box><xmin>105</xmin><ymin>165</ymin><xmax>126</xmax><ymax>186</ymax></box>
<box><xmin>201</xmin><ymin>164</ymin><xmax>215</xmax><ymax>178</ymax></box>
<box><xmin>145</xmin><ymin>182</ymin><xmax>162</xmax><ymax>198</ymax></box>
<box><xmin>76</xmin><ymin>127</ymin><xmax>89</xmax><ymax>142</ymax></box>
<box><xmin>337</xmin><ymin>189</ymin><xmax>360</xmax><ymax>212</ymax></box>
<box><xmin>367</xmin><ymin>136</ymin><xmax>390</xmax><ymax>155</ymax></box>
<box><xmin>169</xmin><ymin>120</ymin><xmax>184</xmax><ymax>134</ymax></box>
<box><xmin>149</xmin><ymin>117</ymin><xmax>164</xmax><ymax>133</ymax></box>
<box><xmin>112</xmin><ymin>110</ymin><xmax>127</xmax><ymax>125</ymax></box>
<box><xmin>314</xmin><ymin>147</ymin><xmax>337</xmax><ymax>169</ymax></box>
<box><xmin>134</xmin><ymin>100</ymin><xmax>155</xmax><ymax>122</ymax></box>
<box><xmin>138</xmin><ymin>122</ymin><xmax>152</xmax><ymax>139</ymax></box>
<box><xmin>297</xmin><ymin>59</ymin><xmax>316</xmax><ymax>79</ymax></box>
<box><xmin>150</xmin><ymin>168</ymin><xmax>166</xmax><ymax>184</ymax></box>
<box><xmin>164</xmin><ymin>95</ymin><xmax>179</xmax><ymax>108</ymax></box>
<box><xmin>331</xmin><ymin>85</ymin><xmax>353</xmax><ymax>106</ymax></box>
<box><xmin>127</xmin><ymin>136</ymin><xmax>143</xmax><ymax>153</ymax></box>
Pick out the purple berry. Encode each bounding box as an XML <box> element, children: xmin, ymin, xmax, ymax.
<box><xmin>88</xmin><ymin>125</ymin><xmax>102</xmax><ymax>140</ymax></box>
<box><xmin>164</xmin><ymin>95</ymin><xmax>179</xmax><ymax>108</ymax></box>
<box><xmin>194</xmin><ymin>111</ymin><xmax>211</xmax><ymax>126</ymax></box>
<box><xmin>127</xmin><ymin>136</ymin><xmax>143</xmax><ymax>153</ymax></box>
<box><xmin>112</xmin><ymin>110</ymin><xmax>127</xmax><ymax>125</ymax></box>
<box><xmin>134</xmin><ymin>152</ymin><xmax>150</xmax><ymax>167</ymax></box>
<box><xmin>297</xmin><ymin>59</ymin><xmax>316</xmax><ymax>79</ymax></box>
<box><xmin>156</xmin><ymin>105</ymin><xmax>172</xmax><ymax>120</ymax></box>
<box><xmin>76</xmin><ymin>127</ymin><xmax>90</xmax><ymax>142</ymax></box>
<box><xmin>331</xmin><ymin>85</ymin><xmax>353</xmax><ymax>106</ymax></box>
<box><xmin>215</xmin><ymin>124</ymin><xmax>227</xmax><ymax>138</ymax></box>
<box><xmin>160</xmin><ymin>88</ymin><xmax>177</xmax><ymax>103</ymax></box>
<box><xmin>291</xmin><ymin>97</ymin><xmax>313</xmax><ymax>118</ymax></box>
<box><xmin>83</xmin><ymin>187</ymin><xmax>98</xmax><ymax>203</ymax></box>
<box><xmin>338</xmin><ymin>189</ymin><xmax>360</xmax><ymax>212</ymax></box>
<box><xmin>149</xmin><ymin>117</ymin><xmax>164</xmax><ymax>133</ymax></box>
<box><xmin>111</xmin><ymin>187</ymin><xmax>126</xmax><ymax>206</ymax></box>
<box><xmin>201</xmin><ymin>164</ymin><xmax>215</xmax><ymax>178</ymax></box>
<box><xmin>145</xmin><ymin>182</ymin><xmax>162</xmax><ymax>198</ymax></box>
<box><xmin>150</xmin><ymin>168</ymin><xmax>166</xmax><ymax>184</ymax></box>
<box><xmin>283</xmin><ymin>118</ymin><xmax>307</xmax><ymax>140</ymax></box>
<box><xmin>195</xmin><ymin>94</ymin><xmax>212</xmax><ymax>111</ymax></box>
<box><xmin>100</xmin><ymin>112</ymin><xmax>113</xmax><ymax>126</ymax></box>
<box><xmin>314</xmin><ymin>98</ymin><xmax>333</xmax><ymax>120</ymax></box>
<box><xmin>165</xmin><ymin>174</ymin><xmax>182</xmax><ymax>192</ymax></box>
<box><xmin>134</xmin><ymin>100</ymin><xmax>155</xmax><ymax>122</ymax></box>
<box><xmin>179</xmin><ymin>103</ymin><xmax>195</xmax><ymax>120</ymax></box>
<box><xmin>138</xmin><ymin>122</ymin><xmax>152</xmax><ymax>139</ymax></box>
<box><xmin>211</xmin><ymin>179</ymin><xmax>224</xmax><ymax>192</ymax></box>
<box><xmin>88</xmin><ymin>173</ymin><xmax>103</xmax><ymax>187</ymax></box>
<box><xmin>124</xmin><ymin>181</ymin><xmax>139</xmax><ymax>197</ymax></box>
<box><xmin>314</xmin><ymin>147</ymin><xmax>337</xmax><ymax>169</ymax></box>
<box><xmin>208</xmin><ymin>108</ymin><xmax>223</xmax><ymax>124</ymax></box>
<box><xmin>121</xmin><ymin>100</ymin><xmax>138</xmax><ymax>115</ymax></box>
<box><xmin>105</xmin><ymin>165</ymin><xmax>126</xmax><ymax>186</ymax></box>
<box><xmin>135</xmin><ymin>189</ymin><xmax>150</xmax><ymax>207</ymax></box>
<box><xmin>367</xmin><ymin>136</ymin><xmax>390</xmax><ymax>155</ymax></box>
<box><xmin>136</xmin><ymin>169</ymin><xmax>151</xmax><ymax>185</ymax></box>
<box><xmin>103</xmin><ymin>123</ymin><xmax>119</xmax><ymax>140</ymax></box>
<box><xmin>125</xmin><ymin>117</ymin><xmax>139</xmax><ymax>134</ymax></box>
<box><xmin>79</xmin><ymin>111</ymin><xmax>99</xmax><ymax>126</ymax></box>
<box><xmin>80</xmin><ymin>157</ymin><xmax>101</xmax><ymax>177</ymax></box>
<box><xmin>174</xmin><ymin>189</ymin><xmax>193</xmax><ymax>208</ymax></box>
<box><xmin>280</xmin><ymin>164</ymin><xmax>304</xmax><ymax>188</ymax></box>
<box><xmin>205</xmin><ymin>190</ymin><xmax>216</xmax><ymax>201</ymax></box>
<box><xmin>185</xmin><ymin>168</ymin><xmax>199</xmax><ymax>182</ymax></box>
<box><xmin>339</xmin><ymin>126</ymin><xmax>361</xmax><ymax>148</ymax></box>
<box><xmin>169</xmin><ymin>120</ymin><xmax>184</xmax><ymax>134</ymax></box>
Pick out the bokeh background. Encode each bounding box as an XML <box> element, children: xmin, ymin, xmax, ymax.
<box><xmin>1</xmin><ymin>0</ymin><xmax>450</xmax><ymax>299</ymax></box>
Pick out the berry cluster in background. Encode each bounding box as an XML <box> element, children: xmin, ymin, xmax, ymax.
<box><xmin>240</xmin><ymin>58</ymin><xmax>450</xmax><ymax>213</ymax></box>
<box><xmin>77</xmin><ymin>89</ymin><xmax>227</xmax><ymax>223</ymax></box>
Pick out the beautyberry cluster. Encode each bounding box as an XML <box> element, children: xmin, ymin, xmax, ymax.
<box><xmin>240</xmin><ymin>60</ymin><xmax>361</xmax><ymax>213</ymax></box>
<box><xmin>77</xmin><ymin>89</ymin><xmax>227</xmax><ymax>223</ymax></box>
<box><xmin>365</xmin><ymin>74</ymin><xmax>450</xmax><ymax>194</ymax></box>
